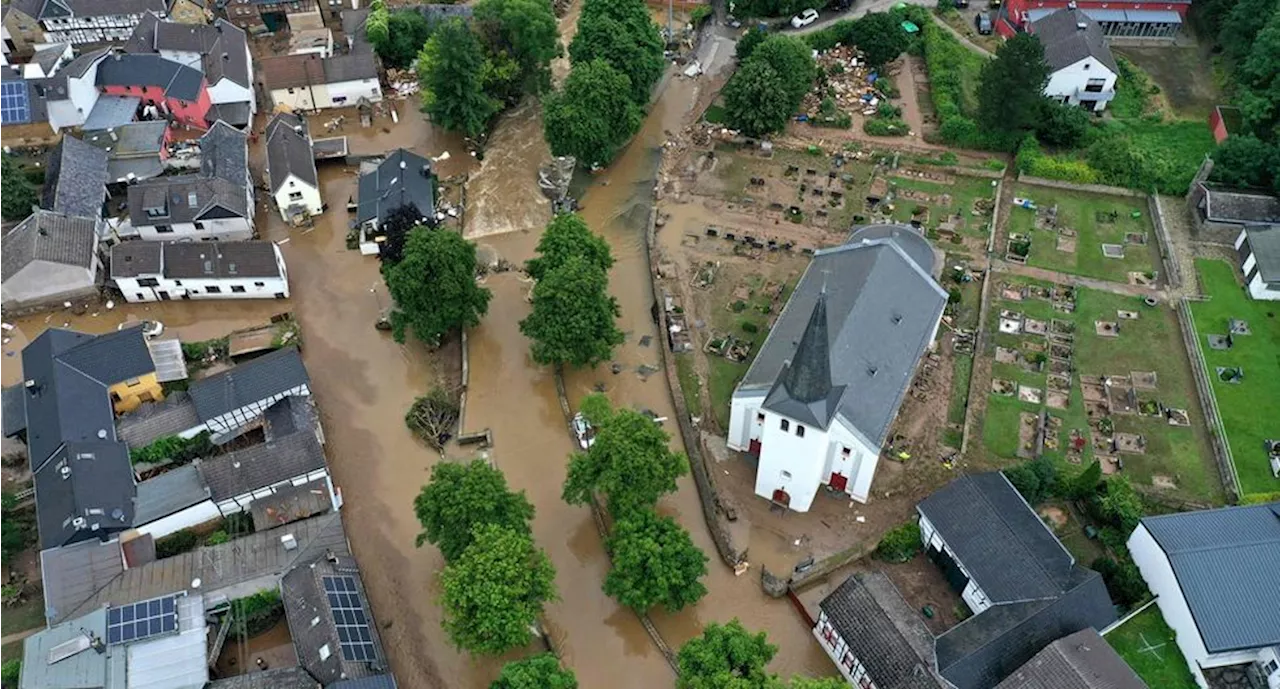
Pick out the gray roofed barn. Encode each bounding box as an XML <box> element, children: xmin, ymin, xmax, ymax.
<box><xmin>133</xmin><ymin>464</ymin><xmax>211</xmax><ymax>525</ymax></box>
<box><xmin>738</xmin><ymin>226</ymin><xmax>947</xmax><ymax>446</ymax></box>
<box><xmin>818</xmin><ymin>572</ymin><xmax>945</xmax><ymax>689</ymax></box>
<box><xmin>355</xmin><ymin>148</ymin><xmax>437</xmax><ymax>227</ymax></box>
<box><xmin>1031</xmin><ymin>9</ymin><xmax>1118</xmax><ymax>73</ymax></box>
<box><xmin>115</xmin><ymin>390</ymin><xmax>201</xmax><ymax>449</ymax></box>
<box><xmin>197</xmin><ymin>430</ymin><xmax>326</xmax><ymax>501</ymax></box>
<box><xmin>95</xmin><ymin>52</ymin><xmax>205</xmax><ymax>103</ymax></box>
<box><xmin>266</xmin><ymin>112</ymin><xmax>319</xmax><ymax>193</ymax></box>
<box><xmin>1198</xmin><ymin>184</ymin><xmax>1280</xmax><ymax>224</ymax></box>
<box><xmin>1136</xmin><ymin>502</ymin><xmax>1280</xmax><ymax>653</ymax></box>
<box><xmin>282</xmin><ymin>554</ymin><xmax>391</xmax><ymax>686</ymax></box>
<box><xmin>188</xmin><ymin>346</ymin><xmax>310</xmax><ymax>423</ymax></box>
<box><xmin>994</xmin><ymin>628</ymin><xmax>1148</xmax><ymax>689</ymax></box>
<box><xmin>1242</xmin><ymin>225</ymin><xmax>1280</xmax><ymax>283</ymax></box>
<box><xmin>1</xmin><ymin>211</ymin><xmax>98</xmax><ymax>281</ymax></box>
<box><xmin>41</xmin><ymin>135</ymin><xmax>108</xmax><ymax>218</ymax></box>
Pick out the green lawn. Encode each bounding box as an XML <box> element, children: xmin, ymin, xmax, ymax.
<box><xmin>0</xmin><ymin>593</ymin><xmax>45</xmax><ymax>636</ymax></box>
<box><xmin>887</xmin><ymin>174</ymin><xmax>999</xmax><ymax>239</ymax></box>
<box><xmin>1188</xmin><ymin>259</ymin><xmax>1280</xmax><ymax>499</ymax></box>
<box><xmin>982</xmin><ymin>277</ymin><xmax>1221</xmax><ymax>502</ymax></box>
<box><xmin>674</xmin><ymin>353</ymin><xmax>703</xmax><ymax>418</ymax></box>
<box><xmin>708</xmin><ymin>358</ymin><xmax>748</xmax><ymax>431</ymax></box>
<box><xmin>1007</xmin><ymin>186</ymin><xmax>1159</xmax><ymax>283</ymax></box>
<box><xmin>1105</xmin><ymin>605</ymin><xmax>1198</xmax><ymax>689</ymax></box>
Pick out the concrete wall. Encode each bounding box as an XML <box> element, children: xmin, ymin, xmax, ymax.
<box><xmin>118</xmin><ymin>273</ymin><xmax>289</xmax><ymax>302</ymax></box>
<box><xmin>1247</xmin><ymin>272</ymin><xmax>1280</xmax><ymax>301</ymax></box>
<box><xmin>269</xmin><ymin>84</ymin><xmax>326</xmax><ymax>111</ymax></box>
<box><xmin>46</xmin><ymin>70</ymin><xmax>101</xmax><ymax>131</ymax></box>
<box><xmin>1</xmin><ymin>260</ymin><xmax>97</xmax><ymax>306</ymax></box>
<box><xmin>325</xmin><ymin>78</ymin><xmax>381</xmax><ymax>107</ymax></box>
<box><xmin>1129</xmin><ymin>524</ymin><xmax>1214</xmax><ymax>688</ymax></box>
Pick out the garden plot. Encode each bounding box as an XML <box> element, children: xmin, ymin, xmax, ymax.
<box><xmin>1006</xmin><ymin>186</ymin><xmax>1160</xmax><ymax>283</ymax></box>
<box><xmin>864</xmin><ymin>172</ymin><xmax>997</xmax><ymax>252</ymax></box>
<box><xmin>982</xmin><ymin>276</ymin><xmax>1220</xmax><ymax>503</ymax></box>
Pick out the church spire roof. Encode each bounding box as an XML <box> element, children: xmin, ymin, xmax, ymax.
<box><xmin>781</xmin><ymin>289</ymin><xmax>833</xmax><ymax>403</ymax></box>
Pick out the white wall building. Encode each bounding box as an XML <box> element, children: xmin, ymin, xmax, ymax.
<box><xmin>1</xmin><ymin>211</ymin><xmax>102</xmax><ymax>309</ymax></box>
<box><xmin>1235</xmin><ymin>225</ymin><xmax>1280</xmax><ymax>301</ymax></box>
<box><xmin>111</xmin><ymin>240</ymin><xmax>289</xmax><ymax>303</ymax></box>
<box><xmin>1031</xmin><ymin>9</ymin><xmax>1119</xmax><ymax>112</ymax></box>
<box><xmin>128</xmin><ymin>14</ymin><xmax>256</xmax><ymax>125</ymax></box>
<box><xmin>265</xmin><ymin>112</ymin><xmax>323</xmax><ymax>223</ymax></box>
<box><xmin>261</xmin><ymin>52</ymin><xmax>380</xmax><ymax>112</ymax></box>
<box><xmin>727</xmin><ymin>226</ymin><xmax>946</xmax><ymax>510</ymax></box>
<box><xmin>1128</xmin><ymin>503</ymin><xmax>1280</xmax><ymax>689</ymax></box>
<box><xmin>40</xmin><ymin>46</ymin><xmax>107</xmax><ymax>131</ymax></box>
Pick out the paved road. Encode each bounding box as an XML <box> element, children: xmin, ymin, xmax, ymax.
<box><xmin>789</xmin><ymin>0</ymin><xmax>933</xmax><ymax>33</ymax></box>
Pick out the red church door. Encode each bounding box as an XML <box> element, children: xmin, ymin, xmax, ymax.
<box><xmin>748</xmin><ymin>438</ymin><xmax>762</xmax><ymax>455</ymax></box>
<box><xmin>829</xmin><ymin>472</ymin><xmax>848</xmax><ymax>492</ymax></box>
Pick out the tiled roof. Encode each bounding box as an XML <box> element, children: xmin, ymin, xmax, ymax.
<box><xmin>116</xmin><ymin>390</ymin><xmax>202</xmax><ymax>449</ymax></box>
<box><xmin>322</xmin><ymin>53</ymin><xmax>377</xmax><ymax>83</ymax></box>
<box><xmin>126</xmin><ymin>175</ymin><xmax>248</xmax><ymax>226</ymax></box>
<box><xmin>819</xmin><ymin>572</ymin><xmax>944</xmax><ymax>689</ymax></box>
<box><xmin>994</xmin><ymin>628</ymin><xmax>1148</xmax><ymax>689</ymax></box>
<box><xmin>197</xmin><ymin>430</ymin><xmax>326</xmax><ymax>501</ymax></box>
<box><xmin>355</xmin><ymin>149</ymin><xmax>436</xmax><ymax>226</ymax></box>
<box><xmin>1</xmin><ymin>210</ymin><xmax>98</xmax><ymax>280</ymax></box>
<box><xmin>39</xmin><ymin>538</ymin><xmax>124</xmax><ymax>624</ymax></box>
<box><xmin>1030</xmin><ymin>9</ymin><xmax>1118</xmax><ymax>73</ymax></box>
<box><xmin>266</xmin><ymin>112</ymin><xmax>318</xmax><ymax>193</ymax></box>
<box><xmin>200</xmin><ymin>119</ymin><xmax>249</xmax><ymax>186</ymax></box>
<box><xmin>41</xmin><ymin>135</ymin><xmax>108</xmax><ymax>218</ymax></box>
<box><xmin>206</xmin><ymin>667</ymin><xmax>321</xmax><ymax>689</ymax></box>
<box><xmin>1243</xmin><ymin>225</ymin><xmax>1280</xmax><ymax>283</ymax></box>
<box><xmin>133</xmin><ymin>464</ymin><xmax>211</xmax><ymax>525</ymax></box>
<box><xmin>159</xmin><ymin>241</ymin><xmax>282</xmax><ymax>279</ymax></box>
<box><xmin>188</xmin><ymin>346</ymin><xmax>310</xmax><ymax>423</ymax></box>
<box><xmin>34</xmin><ymin>440</ymin><xmax>136</xmax><ymax>550</ymax></box>
<box><xmin>260</xmin><ymin>53</ymin><xmax>326</xmax><ymax>91</ymax></box>
<box><xmin>95</xmin><ymin>53</ymin><xmax>205</xmax><ymax>103</ymax></box>
<box><xmin>282</xmin><ymin>554</ymin><xmax>390</xmax><ymax>685</ymax></box>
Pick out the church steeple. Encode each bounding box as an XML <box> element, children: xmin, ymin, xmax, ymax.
<box><xmin>781</xmin><ymin>289</ymin><xmax>833</xmax><ymax>404</ymax></box>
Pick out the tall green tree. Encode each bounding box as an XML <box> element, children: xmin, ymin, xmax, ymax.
<box><xmin>473</xmin><ymin>0</ymin><xmax>562</xmax><ymax>95</ymax></box>
<box><xmin>787</xmin><ymin>679</ymin><xmax>849</xmax><ymax>689</ymax></box>
<box><xmin>1217</xmin><ymin>0</ymin><xmax>1279</xmax><ymax>64</ymax></box>
<box><xmin>749</xmin><ymin>35</ymin><xmax>817</xmax><ymax>108</ymax></box>
<box><xmin>440</xmin><ymin>524</ymin><xmax>557</xmax><ymax>655</ymax></box>
<box><xmin>543</xmin><ymin>59</ymin><xmax>644</xmax><ymax>167</ymax></box>
<box><xmin>1234</xmin><ymin>8</ymin><xmax>1280</xmax><ymax>139</ymax></box>
<box><xmin>491</xmin><ymin>653</ymin><xmax>578</xmax><ymax>689</ymax></box>
<box><xmin>418</xmin><ymin>18</ymin><xmax>501</xmax><ymax>137</ymax></box>
<box><xmin>1</xmin><ymin>155</ymin><xmax>38</xmax><ymax>222</ymax></box>
<box><xmin>848</xmin><ymin>12</ymin><xmax>909</xmax><ymax>68</ymax></box>
<box><xmin>604</xmin><ymin>509</ymin><xmax>708</xmax><ymax>612</ymax></box>
<box><xmin>525</xmin><ymin>213</ymin><xmax>614</xmax><ymax>280</ymax></box>
<box><xmin>369</xmin><ymin>10</ymin><xmax>436</xmax><ymax>69</ymax></box>
<box><xmin>977</xmin><ymin>33</ymin><xmax>1050</xmax><ymax>136</ymax></box>
<box><xmin>736</xmin><ymin>26</ymin><xmax>768</xmax><ymax>61</ymax></box>
<box><xmin>562</xmin><ymin>394</ymin><xmax>688</xmax><ymax>515</ymax></box>
<box><xmin>519</xmin><ymin>254</ymin><xmax>624</xmax><ymax>367</ymax></box>
<box><xmin>676</xmin><ymin>619</ymin><xmax>778</xmax><ymax>689</ymax></box>
<box><xmin>568</xmin><ymin>0</ymin><xmax>664</xmax><ymax>104</ymax></box>
<box><xmin>414</xmin><ymin>459</ymin><xmax>535</xmax><ymax>562</ymax></box>
<box><xmin>383</xmin><ymin>227</ymin><xmax>492</xmax><ymax>345</ymax></box>
<box><xmin>722</xmin><ymin>59</ymin><xmax>793</xmax><ymax>137</ymax></box>
<box><xmin>1210</xmin><ymin>134</ymin><xmax>1279</xmax><ymax>189</ymax></box>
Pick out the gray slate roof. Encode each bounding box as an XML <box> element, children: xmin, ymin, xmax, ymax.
<box><xmin>322</xmin><ymin>53</ymin><xmax>377</xmax><ymax>83</ymax></box>
<box><xmin>112</xmin><ymin>240</ymin><xmax>283</xmax><ymax>280</ymax></box>
<box><xmin>31</xmin><ymin>42</ymin><xmax>69</xmax><ymax>75</ymax></box>
<box><xmin>188</xmin><ymin>346</ymin><xmax>310</xmax><ymax>422</ymax></box>
<box><xmin>1243</xmin><ymin>225</ymin><xmax>1280</xmax><ymax>283</ymax></box>
<box><xmin>40</xmin><ymin>0</ymin><xmax>166</xmax><ymax>19</ymax></box>
<box><xmin>266</xmin><ymin>112</ymin><xmax>319</xmax><ymax>193</ymax></box>
<box><xmin>263</xmin><ymin>394</ymin><xmax>319</xmax><ymax>442</ymax></box>
<box><xmin>197</xmin><ymin>430</ymin><xmax>326</xmax><ymax>501</ymax></box>
<box><xmin>1139</xmin><ymin>502</ymin><xmax>1280</xmax><ymax>652</ymax></box>
<box><xmin>1031</xmin><ymin>9</ymin><xmax>1118</xmax><ymax>73</ymax></box>
<box><xmin>738</xmin><ymin>226</ymin><xmax>947</xmax><ymax>445</ymax></box>
<box><xmin>919</xmin><ymin>472</ymin><xmax>1077</xmax><ymax>603</ymax></box>
<box><xmin>1199</xmin><ymin>184</ymin><xmax>1280</xmax><ymax>224</ymax></box>
<box><xmin>137</xmin><ymin>16</ymin><xmax>252</xmax><ymax>88</ymax></box>
<box><xmin>133</xmin><ymin>464</ymin><xmax>211</xmax><ymax>525</ymax></box>
<box><xmin>2</xmin><ymin>386</ymin><xmax>26</xmax><ymax>437</ymax></box>
<box><xmin>116</xmin><ymin>391</ymin><xmax>202</xmax><ymax>449</ymax></box>
<box><xmin>96</xmin><ymin>53</ymin><xmax>204</xmax><ymax>102</ymax></box>
<box><xmin>355</xmin><ymin>149</ymin><xmax>436</xmax><ymax>226</ymax></box>
<box><xmin>1</xmin><ymin>211</ymin><xmax>98</xmax><ymax>281</ymax></box>
<box><xmin>84</xmin><ymin>121</ymin><xmax>169</xmax><ymax>157</ymax></box>
<box><xmin>282</xmin><ymin>554</ymin><xmax>390</xmax><ymax>685</ymax></box>
<box><xmin>994</xmin><ymin>628</ymin><xmax>1148</xmax><ymax>689</ymax></box>
<box><xmin>200</xmin><ymin>119</ymin><xmax>249</xmax><ymax>186</ymax></box>
<box><xmin>819</xmin><ymin>572</ymin><xmax>945</xmax><ymax>689</ymax></box>
<box><xmin>126</xmin><ymin>175</ymin><xmax>248</xmax><ymax>226</ymax></box>
<box><xmin>39</xmin><ymin>537</ymin><xmax>124</xmax><ymax>624</ymax></box>
<box><xmin>41</xmin><ymin>135</ymin><xmax>109</xmax><ymax>218</ymax></box>
<box><xmin>34</xmin><ymin>440</ymin><xmax>136</xmax><ymax>550</ymax></box>
<box><xmin>206</xmin><ymin>667</ymin><xmax>321</xmax><ymax>689</ymax></box>
<box><xmin>330</xmin><ymin>676</ymin><xmax>399</xmax><ymax>689</ymax></box>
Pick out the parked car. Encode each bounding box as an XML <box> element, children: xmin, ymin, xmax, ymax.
<box><xmin>975</xmin><ymin>11</ymin><xmax>993</xmax><ymax>34</ymax></box>
<box><xmin>791</xmin><ymin>8</ymin><xmax>819</xmax><ymax>28</ymax></box>
<box><xmin>955</xmin><ymin>0</ymin><xmax>970</xmax><ymax>8</ymax></box>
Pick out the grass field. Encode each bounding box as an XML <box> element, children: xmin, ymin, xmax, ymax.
<box><xmin>0</xmin><ymin>593</ymin><xmax>44</xmax><ymax>636</ymax></box>
<box><xmin>983</xmin><ymin>277</ymin><xmax>1221</xmax><ymax>503</ymax></box>
<box><xmin>675</xmin><ymin>353</ymin><xmax>703</xmax><ymax>418</ymax></box>
<box><xmin>1188</xmin><ymin>259</ymin><xmax>1280</xmax><ymax>499</ymax></box>
<box><xmin>889</xmin><ymin>174</ymin><xmax>999</xmax><ymax>240</ymax></box>
<box><xmin>1105</xmin><ymin>605</ymin><xmax>1199</xmax><ymax>689</ymax></box>
<box><xmin>1007</xmin><ymin>186</ymin><xmax>1159</xmax><ymax>283</ymax></box>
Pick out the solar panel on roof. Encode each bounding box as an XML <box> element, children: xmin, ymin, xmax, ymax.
<box><xmin>0</xmin><ymin>81</ymin><xmax>30</xmax><ymax>124</ymax></box>
<box><xmin>106</xmin><ymin>594</ymin><xmax>179</xmax><ymax>645</ymax></box>
<box><xmin>323</xmin><ymin>575</ymin><xmax>377</xmax><ymax>662</ymax></box>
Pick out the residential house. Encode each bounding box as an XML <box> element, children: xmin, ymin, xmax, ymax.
<box><xmin>95</xmin><ymin>52</ymin><xmax>212</xmax><ymax>128</ymax></box>
<box><xmin>206</xmin><ymin>667</ymin><xmax>322</xmax><ymax>689</ymax></box>
<box><xmin>994</xmin><ymin>629</ymin><xmax>1148</xmax><ymax>689</ymax></box>
<box><xmin>115</xmin><ymin>389</ymin><xmax>203</xmax><ymax>450</ymax></box>
<box><xmin>20</xmin><ymin>592</ymin><xmax>209</xmax><ymax>689</ymax></box>
<box><xmin>20</xmin><ymin>41</ymin><xmax>71</xmax><ymax>77</ymax></box>
<box><xmin>111</xmin><ymin>240</ymin><xmax>290</xmax><ymax>302</ymax></box>
<box><xmin>340</xmin><ymin>8</ymin><xmax>371</xmax><ymax>54</ymax></box>
<box><xmin>266</xmin><ymin>112</ymin><xmax>322</xmax><ymax>223</ymax></box>
<box><xmin>282</xmin><ymin>553</ymin><xmax>392</xmax><ymax>685</ymax></box>
<box><xmin>83</xmin><ymin>120</ymin><xmax>174</xmax><ymax>182</ymax></box>
<box><xmin>1127</xmin><ymin>502</ymin><xmax>1280</xmax><ymax>689</ymax></box>
<box><xmin>27</xmin><ymin>0</ymin><xmax>169</xmax><ymax>45</ymax></box>
<box><xmin>997</xmin><ymin>0</ymin><xmax>1187</xmax><ymax>38</ymax></box>
<box><xmin>1030</xmin><ymin>10</ymin><xmax>1118</xmax><ymax>113</ymax></box>
<box><xmin>1235</xmin><ymin>225</ymin><xmax>1280</xmax><ymax>301</ymax></box>
<box><xmin>260</xmin><ymin>51</ymin><xmax>380</xmax><ymax>112</ymax></box>
<box><xmin>3</xmin><ymin>2</ymin><xmax>46</xmax><ymax>58</ymax></box>
<box><xmin>289</xmin><ymin>27</ymin><xmax>333</xmax><ymax>57</ymax></box>
<box><xmin>727</xmin><ymin>225</ymin><xmax>946</xmax><ymax>510</ymax></box>
<box><xmin>0</xmin><ymin>46</ymin><xmax>110</xmax><ymax>132</ymax></box>
<box><xmin>130</xmin><ymin>463</ymin><xmax>220</xmax><ymax>539</ymax></box>
<box><xmin>188</xmin><ymin>345</ymin><xmax>312</xmax><ymax>438</ymax></box>
<box><xmin>199</xmin><ymin>429</ymin><xmax>334</xmax><ymax>526</ymax></box>
<box><xmin>126</xmin><ymin>119</ymin><xmax>253</xmax><ymax>240</ymax></box>
<box><xmin>1190</xmin><ymin>182</ymin><xmax>1280</xmax><ymax>236</ymax></box>
<box><xmin>168</xmin><ymin>0</ymin><xmax>210</xmax><ymax>24</ymax></box>
<box><xmin>916</xmin><ymin>472</ymin><xmax>1117</xmax><ymax>688</ymax></box>
<box><xmin>221</xmin><ymin>0</ymin><xmax>323</xmax><ymax>32</ymax></box>
<box><xmin>125</xmin><ymin>13</ymin><xmax>255</xmax><ymax>126</ymax></box>
<box><xmin>41</xmin><ymin>133</ymin><xmax>108</xmax><ymax>219</ymax></box>
<box><xmin>1</xmin><ymin>211</ymin><xmax>102</xmax><ymax>309</ymax></box>
<box><xmin>813</xmin><ymin>571</ymin><xmax>946</xmax><ymax>688</ymax></box>
<box><xmin>354</xmin><ymin>148</ymin><xmax>436</xmax><ymax>254</ymax></box>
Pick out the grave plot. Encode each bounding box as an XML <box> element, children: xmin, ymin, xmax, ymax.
<box><xmin>1006</xmin><ymin>185</ymin><xmax>1159</xmax><ymax>283</ymax></box>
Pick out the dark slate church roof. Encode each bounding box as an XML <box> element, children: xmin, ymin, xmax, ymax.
<box><xmin>819</xmin><ymin>572</ymin><xmax>945</xmax><ymax>689</ymax></box>
<box><xmin>738</xmin><ymin>226</ymin><xmax>946</xmax><ymax>445</ymax></box>
<box><xmin>1139</xmin><ymin>502</ymin><xmax>1280</xmax><ymax>653</ymax></box>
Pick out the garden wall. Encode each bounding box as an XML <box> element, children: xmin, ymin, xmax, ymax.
<box><xmin>1016</xmin><ymin>173</ymin><xmax>1145</xmax><ymax>198</ymax></box>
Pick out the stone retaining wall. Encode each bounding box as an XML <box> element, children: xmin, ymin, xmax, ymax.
<box><xmin>1176</xmin><ymin>298</ymin><xmax>1240</xmax><ymax>502</ymax></box>
<box><xmin>1016</xmin><ymin>173</ymin><xmax>1146</xmax><ymax>198</ymax></box>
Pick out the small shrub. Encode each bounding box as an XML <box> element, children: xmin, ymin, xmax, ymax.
<box><xmin>1</xmin><ymin>659</ymin><xmax>20</xmax><ymax>688</ymax></box>
<box><xmin>130</xmin><ymin>431</ymin><xmax>214</xmax><ymax>466</ymax></box>
<box><xmin>740</xmin><ymin>321</ymin><xmax>759</xmax><ymax>334</ymax></box>
<box><xmin>1092</xmin><ymin>556</ymin><xmax>1150</xmax><ymax>608</ymax></box>
<box><xmin>690</xmin><ymin>4</ymin><xmax>712</xmax><ymax>26</ymax></box>
<box><xmin>405</xmin><ymin>387</ymin><xmax>461</xmax><ymax>450</ymax></box>
<box><xmin>875</xmin><ymin>521</ymin><xmax>922</xmax><ymax>563</ymax></box>
<box><xmin>229</xmin><ymin>589</ymin><xmax>285</xmax><ymax>640</ymax></box>
<box><xmin>947</xmin><ymin>287</ymin><xmax>962</xmax><ymax>304</ymax></box>
<box><xmin>155</xmin><ymin>529</ymin><xmax>201</xmax><ymax>559</ymax></box>
<box><xmin>731</xmin><ymin>300</ymin><xmax>747</xmax><ymax>313</ymax></box>
<box><xmin>864</xmin><ymin>117</ymin><xmax>909</xmax><ymax>136</ymax></box>
<box><xmin>205</xmin><ymin>530</ymin><xmax>230</xmax><ymax>546</ymax></box>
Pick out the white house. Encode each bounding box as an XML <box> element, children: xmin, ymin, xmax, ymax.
<box><xmin>125</xmin><ymin>13</ymin><xmax>255</xmax><ymax>126</ymax></box>
<box><xmin>265</xmin><ymin>112</ymin><xmax>323</xmax><ymax>223</ymax></box>
<box><xmin>1</xmin><ymin>210</ymin><xmax>102</xmax><ymax>309</ymax></box>
<box><xmin>1127</xmin><ymin>503</ymin><xmax>1280</xmax><ymax>689</ymax></box>
<box><xmin>260</xmin><ymin>52</ymin><xmax>380</xmax><ymax>112</ymax></box>
<box><xmin>111</xmin><ymin>240</ymin><xmax>289</xmax><ymax>302</ymax></box>
<box><xmin>1235</xmin><ymin>225</ymin><xmax>1280</xmax><ymax>301</ymax></box>
<box><xmin>1031</xmin><ymin>9</ymin><xmax>1118</xmax><ymax>112</ymax></box>
<box><xmin>38</xmin><ymin>46</ymin><xmax>108</xmax><ymax>131</ymax></box>
<box><xmin>33</xmin><ymin>0</ymin><xmax>167</xmax><ymax>45</ymax></box>
<box><xmin>126</xmin><ymin>120</ymin><xmax>253</xmax><ymax>241</ymax></box>
<box><xmin>727</xmin><ymin>225</ymin><xmax>946</xmax><ymax>510</ymax></box>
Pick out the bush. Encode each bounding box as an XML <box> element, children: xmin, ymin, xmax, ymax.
<box><xmin>1035</xmin><ymin>99</ymin><xmax>1091</xmax><ymax>148</ymax></box>
<box><xmin>1</xmin><ymin>500</ymin><xmax>35</xmax><ymax>567</ymax></box>
<box><xmin>690</xmin><ymin>4</ymin><xmax>712</xmax><ymax>26</ymax></box>
<box><xmin>1015</xmin><ymin>136</ymin><xmax>1100</xmax><ymax>184</ymax></box>
<box><xmin>947</xmin><ymin>287</ymin><xmax>962</xmax><ymax>304</ymax></box>
<box><xmin>130</xmin><ymin>431</ymin><xmax>214</xmax><ymax>466</ymax></box>
<box><xmin>181</xmin><ymin>337</ymin><xmax>229</xmax><ymax>364</ymax></box>
<box><xmin>229</xmin><ymin>589</ymin><xmax>285</xmax><ymax>641</ymax></box>
<box><xmin>875</xmin><ymin>521</ymin><xmax>922</xmax><ymax>563</ymax></box>
<box><xmin>155</xmin><ymin>529</ymin><xmax>201</xmax><ymax>559</ymax></box>
<box><xmin>1092</xmin><ymin>556</ymin><xmax>1150</xmax><ymax>608</ymax></box>
<box><xmin>1003</xmin><ymin>464</ymin><xmax>1044</xmax><ymax>505</ymax></box>
<box><xmin>205</xmin><ymin>530</ymin><xmax>230</xmax><ymax>546</ymax></box>
<box><xmin>405</xmin><ymin>387</ymin><xmax>461</xmax><ymax>450</ymax></box>
<box><xmin>864</xmin><ymin>117</ymin><xmax>908</xmax><ymax>136</ymax></box>
<box><xmin>740</xmin><ymin>321</ymin><xmax>759</xmax><ymax>334</ymax></box>
<box><xmin>1</xmin><ymin>659</ymin><xmax>19</xmax><ymax>689</ymax></box>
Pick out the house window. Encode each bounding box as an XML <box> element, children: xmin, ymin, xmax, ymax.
<box><xmin>842</xmin><ymin>651</ymin><xmax>856</xmax><ymax>670</ymax></box>
<box><xmin>288</xmin><ymin>191</ymin><xmax>304</xmax><ymax>201</ymax></box>
<box><xmin>780</xmin><ymin>470</ymin><xmax>791</xmax><ymax>480</ymax></box>
<box><xmin>756</xmin><ymin>413</ymin><xmax>765</xmax><ymax>424</ymax></box>
<box><xmin>1264</xmin><ymin>660</ymin><xmax>1279</xmax><ymax>676</ymax></box>
<box><xmin>193</xmin><ymin>222</ymin><xmax>205</xmax><ymax>230</ymax></box>
<box><xmin>858</xmin><ymin>677</ymin><xmax>874</xmax><ymax>689</ymax></box>
<box><xmin>841</xmin><ymin>446</ymin><xmax>851</xmax><ymax>458</ymax></box>
<box><xmin>780</xmin><ymin>419</ymin><xmax>789</xmax><ymax>432</ymax></box>
<box><xmin>138</xmin><ymin>277</ymin><xmax>159</xmax><ymax>287</ymax></box>
<box><xmin>206</xmin><ymin>286</ymin><xmax>222</xmax><ymax>294</ymax></box>
<box><xmin>821</xmin><ymin>623</ymin><xmax>835</xmax><ymax>643</ymax></box>
<box><xmin>254</xmin><ymin>281</ymin><xmax>265</xmax><ymax>287</ymax></box>
<box><xmin>1085</xmin><ymin>78</ymin><xmax>1107</xmax><ymax>93</ymax></box>
<box><xmin>796</xmin><ymin>425</ymin><xmax>805</xmax><ymax>438</ymax></box>
<box><xmin>125</xmin><ymin>378</ymin><xmax>140</xmax><ymax>387</ymax></box>
<box><xmin>174</xmin><ymin>280</ymin><xmax>182</xmax><ymax>286</ymax></box>
<box><xmin>156</xmin><ymin>225</ymin><xmax>173</xmax><ymax>233</ymax></box>
<box><xmin>231</xmin><ymin>285</ymin><xmax>246</xmax><ymax>293</ymax></box>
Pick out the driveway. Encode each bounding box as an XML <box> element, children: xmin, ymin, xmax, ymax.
<box><xmin>789</xmin><ymin>0</ymin><xmax>934</xmax><ymax>33</ymax></box>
